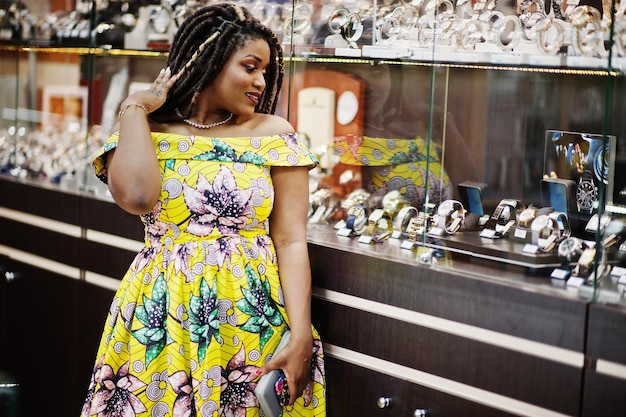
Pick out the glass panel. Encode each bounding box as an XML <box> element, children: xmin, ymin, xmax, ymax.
<box><xmin>0</xmin><ymin>0</ymin><xmax>623</xmax><ymax>300</ymax></box>
<box><xmin>283</xmin><ymin>0</ymin><xmax>626</xmax><ymax>299</ymax></box>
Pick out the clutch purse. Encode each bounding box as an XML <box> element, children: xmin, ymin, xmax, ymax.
<box><xmin>255</xmin><ymin>329</ymin><xmax>291</xmax><ymax>417</ymax></box>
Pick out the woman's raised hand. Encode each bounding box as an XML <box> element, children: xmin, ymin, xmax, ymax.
<box><xmin>122</xmin><ymin>67</ymin><xmax>178</xmax><ymax>114</ymax></box>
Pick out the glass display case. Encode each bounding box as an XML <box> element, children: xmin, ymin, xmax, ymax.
<box><xmin>0</xmin><ymin>0</ymin><xmax>625</xmax><ymax>300</ymax></box>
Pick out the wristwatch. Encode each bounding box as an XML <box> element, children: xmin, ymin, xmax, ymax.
<box><xmin>341</xmin><ymin>188</ymin><xmax>370</xmax><ymax>211</ymax></box>
<box><xmin>576</xmin><ymin>170</ymin><xmax>598</xmax><ymax>215</ymax></box>
<box><xmin>436</xmin><ymin>200</ymin><xmax>466</xmax><ymax>234</ymax></box>
<box><xmin>557</xmin><ymin>237</ymin><xmax>584</xmax><ymax>264</ymax></box>
<box><xmin>382</xmin><ymin>190</ymin><xmax>408</xmax><ymax>219</ymax></box>
<box><xmin>517</xmin><ymin>207</ymin><xmax>538</xmax><ymax>228</ymax></box>
<box><xmin>485</xmin><ymin>199</ymin><xmax>525</xmax><ymax>230</ymax></box>
<box><xmin>584</xmin><ymin>213</ymin><xmax>611</xmax><ymax>234</ymax></box>
<box><xmin>394</xmin><ymin>205</ymin><xmax>419</xmax><ymax>235</ymax></box>
<box><xmin>531</xmin><ymin>214</ymin><xmax>560</xmax><ymax>251</ymax></box>
<box><xmin>573</xmin><ymin>247</ymin><xmax>596</xmax><ymax>277</ymax></box>
<box><xmin>549</xmin><ymin>211</ymin><xmax>571</xmax><ymax>240</ymax></box>
<box><xmin>366</xmin><ymin>208</ymin><xmax>393</xmax><ymax>239</ymax></box>
<box><xmin>149</xmin><ymin>6</ymin><xmax>173</xmax><ymax>35</ymax></box>
<box><xmin>345</xmin><ymin>204</ymin><xmax>370</xmax><ymax>235</ymax></box>
<box><xmin>531</xmin><ymin>214</ymin><xmax>557</xmax><ymax>239</ymax></box>
<box><xmin>406</xmin><ymin>216</ymin><xmax>425</xmax><ymax>242</ymax></box>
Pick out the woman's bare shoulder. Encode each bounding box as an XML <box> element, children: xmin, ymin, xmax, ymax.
<box><xmin>244</xmin><ymin>113</ymin><xmax>295</xmax><ymax>136</ymax></box>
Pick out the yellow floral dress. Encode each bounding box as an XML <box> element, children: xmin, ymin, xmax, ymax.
<box><xmin>82</xmin><ymin>132</ymin><xmax>326</xmax><ymax>417</ymax></box>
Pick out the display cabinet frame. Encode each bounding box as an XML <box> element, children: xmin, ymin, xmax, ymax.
<box><xmin>1</xmin><ymin>2</ymin><xmax>626</xmax><ymax>414</ymax></box>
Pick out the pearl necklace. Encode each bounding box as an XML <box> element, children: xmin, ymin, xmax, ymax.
<box><xmin>175</xmin><ymin>108</ymin><xmax>233</xmax><ymax>129</ymax></box>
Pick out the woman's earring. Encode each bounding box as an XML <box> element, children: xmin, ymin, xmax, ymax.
<box><xmin>191</xmin><ymin>92</ymin><xmax>200</xmax><ymax>104</ymax></box>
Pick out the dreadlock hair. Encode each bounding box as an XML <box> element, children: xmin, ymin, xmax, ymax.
<box><xmin>150</xmin><ymin>2</ymin><xmax>284</xmax><ymax>123</ymax></box>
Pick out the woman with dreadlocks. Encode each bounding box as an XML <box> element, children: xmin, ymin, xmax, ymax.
<box><xmin>81</xmin><ymin>3</ymin><xmax>326</xmax><ymax>416</ymax></box>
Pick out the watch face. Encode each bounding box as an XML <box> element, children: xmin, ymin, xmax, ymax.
<box><xmin>531</xmin><ymin>215</ymin><xmax>550</xmax><ymax>232</ymax></box>
<box><xmin>497</xmin><ymin>205</ymin><xmax>512</xmax><ymax>225</ymax></box>
<box><xmin>519</xmin><ymin>209</ymin><xmax>535</xmax><ymax>222</ymax></box>
<box><xmin>559</xmin><ymin>237</ymin><xmax>576</xmax><ymax>252</ymax></box>
<box><xmin>576</xmin><ymin>179</ymin><xmax>597</xmax><ymax>211</ymax></box>
<box><xmin>558</xmin><ymin>237</ymin><xmax>581</xmax><ymax>261</ymax></box>
<box><xmin>438</xmin><ymin>200</ymin><xmax>453</xmax><ymax>216</ymax></box>
<box><xmin>150</xmin><ymin>7</ymin><xmax>172</xmax><ymax>34</ymax></box>
<box><xmin>369</xmin><ymin>209</ymin><xmax>384</xmax><ymax>223</ymax></box>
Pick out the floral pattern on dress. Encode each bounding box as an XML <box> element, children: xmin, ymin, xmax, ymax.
<box><xmin>132</xmin><ymin>274</ymin><xmax>172</xmax><ymax>366</ymax></box>
<box><xmin>91</xmin><ymin>362</ymin><xmax>147</xmax><ymax>417</ymax></box>
<box><xmin>182</xmin><ymin>167</ymin><xmax>254</xmax><ymax>237</ymax></box>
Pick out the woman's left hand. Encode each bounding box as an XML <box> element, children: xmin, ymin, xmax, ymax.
<box><xmin>259</xmin><ymin>334</ymin><xmax>313</xmax><ymax>406</ymax></box>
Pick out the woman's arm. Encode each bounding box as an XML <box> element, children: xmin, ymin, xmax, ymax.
<box><xmin>264</xmin><ymin>165</ymin><xmax>314</xmax><ymax>405</ymax></box>
<box><xmin>106</xmin><ymin>68</ymin><xmax>177</xmax><ymax>214</ymax></box>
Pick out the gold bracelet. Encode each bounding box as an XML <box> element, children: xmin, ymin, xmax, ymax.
<box><xmin>118</xmin><ymin>103</ymin><xmax>149</xmax><ymax>117</ymax></box>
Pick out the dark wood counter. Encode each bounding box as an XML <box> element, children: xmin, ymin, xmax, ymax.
<box><xmin>1</xmin><ymin>176</ymin><xmax>625</xmax><ymax>416</ymax></box>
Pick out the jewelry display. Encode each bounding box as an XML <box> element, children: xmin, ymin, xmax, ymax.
<box><xmin>570</xmin><ymin>5</ymin><xmax>603</xmax><ymax>56</ymax></box>
<box><xmin>4</xmin><ymin>0</ymin><xmax>626</xmax><ymax>288</ymax></box>
<box><xmin>534</xmin><ymin>18</ymin><xmax>566</xmax><ymax>54</ymax></box>
<box><xmin>282</xmin><ymin>4</ymin><xmax>313</xmax><ymax>45</ymax></box>
<box><xmin>375</xmin><ymin>7</ymin><xmax>403</xmax><ymax>44</ymax></box>
<box><xmin>455</xmin><ymin>18</ymin><xmax>484</xmax><ymax>50</ymax></box>
<box><xmin>0</xmin><ymin>123</ymin><xmax>106</xmax><ymax>192</ymax></box>
<box><xmin>519</xmin><ymin>0</ymin><xmax>548</xmax><ymax>40</ymax></box>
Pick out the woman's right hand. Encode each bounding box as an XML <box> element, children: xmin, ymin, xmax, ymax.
<box><xmin>120</xmin><ymin>67</ymin><xmax>178</xmax><ymax>114</ymax></box>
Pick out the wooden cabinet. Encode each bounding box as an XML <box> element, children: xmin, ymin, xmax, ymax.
<box><xmin>2</xmin><ymin>177</ymin><xmax>626</xmax><ymax>416</ymax></box>
<box><xmin>0</xmin><ymin>258</ymin><xmax>118</xmax><ymax>416</ymax></box>
<box><xmin>307</xmin><ymin>231</ymin><xmax>588</xmax><ymax>416</ymax></box>
<box><xmin>580</xmin><ymin>303</ymin><xmax>626</xmax><ymax>417</ymax></box>
<box><xmin>0</xmin><ymin>257</ymin><xmax>78</xmax><ymax>416</ymax></box>
<box><xmin>325</xmin><ymin>357</ymin><xmax>406</xmax><ymax>416</ymax></box>
<box><xmin>325</xmin><ymin>357</ymin><xmax>518</xmax><ymax>416</ymax></box>
<box><xmin>0</xmin><ymin>178</ymin><xmax>130</xmax><ymax>416</ymax></box>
